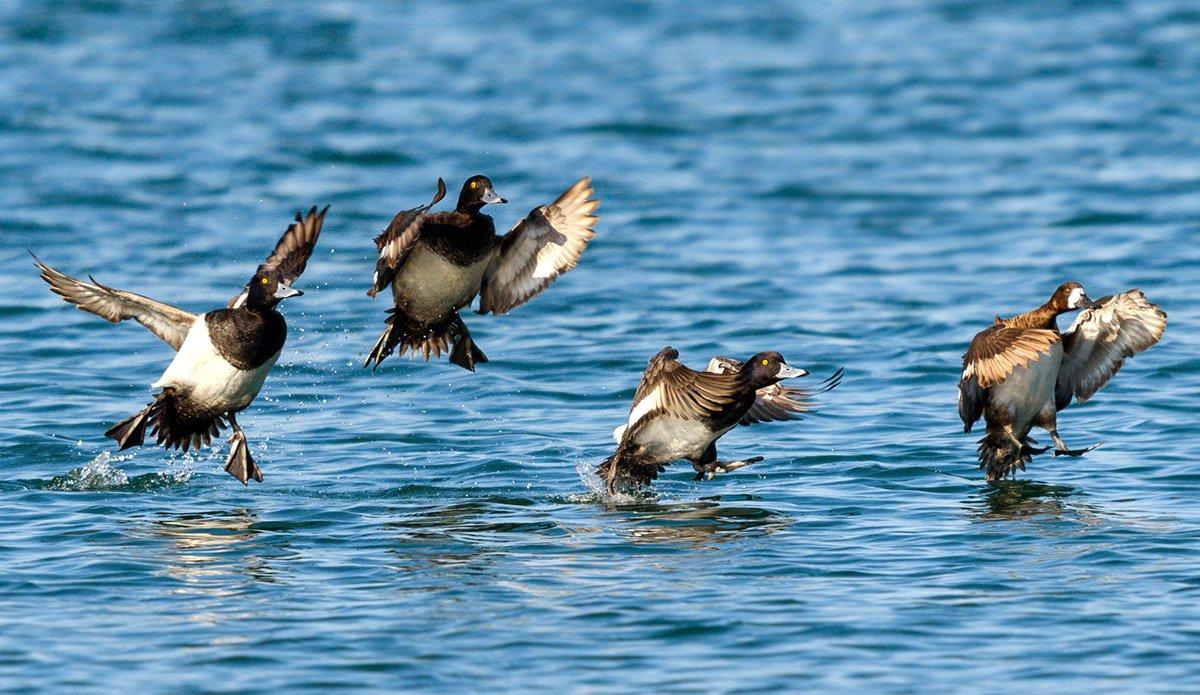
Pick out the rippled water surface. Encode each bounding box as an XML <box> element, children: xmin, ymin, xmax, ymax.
<box><xmin>2</xmin><ymin>1</ymin><xmax>1200</xmax><ymax>691</ymax></box>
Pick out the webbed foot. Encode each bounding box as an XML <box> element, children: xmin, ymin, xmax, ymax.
<box><xmin>1053</xmin><ymin>441</ymin><xmax>1103</xmax><ymax>458</ymax></box>
<box><xmin>694</xmin><ymin>456</ymin><xmax>765</xmax><ymax>481</ymax></box>
<box><xmin>224</xmin><ymin>431</ymin><xmax>263</xmax><ymax>484</ymax></box>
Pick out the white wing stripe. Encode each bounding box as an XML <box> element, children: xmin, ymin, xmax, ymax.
<box><xmin>626</xmin><ymin>385</ymin><xmax>663</xmax><ymax>429</ymax></box>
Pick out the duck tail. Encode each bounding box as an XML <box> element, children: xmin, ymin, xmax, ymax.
<box><xmin>977</xmin><ymin>426</ymin><xmax>1025</xmax><ymax>483</ymax></box>
<box><xmin>364</xmin><ymin>309</ymin><xmax>486</xmax><ymax>372</ymax></box>
<box><xmin>108</xmin><ymin>388</ymin><xmax>227</xmax><ymax>454</ymax></box>
<box><xmin>596</xmin><ymin>450</ymin><xmax>663</xmax><ymax>494</ymax></box>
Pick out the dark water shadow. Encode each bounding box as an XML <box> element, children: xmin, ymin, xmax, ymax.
<box><xmin>964</xmin><ymin>479</ymin><xmax>1100</xmax><ymax>523</ymax></box>
<box><xmin>606</xmin><ymin>497</ymin><xmax>793</xmax><ymax>548</ymax></box>
<box><xmin>381</xmin><ymin>498</ymin><xmax>553</xmax><ymax>573</ymax></box>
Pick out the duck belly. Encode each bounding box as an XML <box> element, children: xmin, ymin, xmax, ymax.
<box><xmin>631</xmin><ymin>416</ymin><xmax>727</xmax><ymax>464</ymax></box>
<box><xmin>153</xmin><ymin>318</ymin><xmax>278</xmax><ymax>414</ymax></box>
<box><xmin>989</xmin><ymin>343</ymin><xmax>1062</xmax><ymax>436</ymax></box>
<box><xmin>391</xmin><ymin>244</ymin><xmax>490</xmax><ymax>323</ymax></box>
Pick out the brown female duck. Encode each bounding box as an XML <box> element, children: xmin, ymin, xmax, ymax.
<box><xmin>959</xmin><ymin>282</ymin><xmax>1166</xmax><ymax>482</ymax></box>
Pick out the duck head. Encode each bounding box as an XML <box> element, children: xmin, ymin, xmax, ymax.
<box><xmin>741</xmin><ymin>351</ymin><xmax>808</xmax><ymax>389</ymax></box>
<box><xmin>244</xmin><ymin>269</ymin><xmax>302</xmax><ymax>310</ymax></box>
<box><xmin>456</xmin><ymin>175</ymin><xmax>507</xmax><ymax>213</ymax></box>
<box><xmin>1047</xmin><ymin>281</ymin><xmax>1095</xmax><ymax>314</ymax></box>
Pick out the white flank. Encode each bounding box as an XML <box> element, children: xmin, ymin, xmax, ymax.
<box><xmin>612</xmin><ymin>424</ymin><xmax>627</xmax><ymax>442</ymax></box>
<box><xmin>153</xmin><ymin>316</ymin><xmax>279</xmax><ymax>413</ymax></box>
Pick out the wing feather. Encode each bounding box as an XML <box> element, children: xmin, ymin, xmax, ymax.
<box><xmin>958</xmin><ymin>324</ymin><xmax>1060</xmax><ymax>431</ymax></box>
<box><xmin>1055</xmin><ymin>290</ymin><xmax>1166</xmax><ymax>409</ymax></box>
<box><xmin>477</xmin><ymin>177</ymin><xmax>598</xmax><ymax>315</ymax></box>
<box><xmin>622</xmin><ymin>347</ymin><xmax>741</xmax><ymax>436</ymax></box>
<box><xmin>229</xmin><ymin>205</ymin><xmax>329</xmax><ymax>307</ymax></box>
<box><xmin>368</xmin><ymin>178</ymin><xmax>447</xmax><ymax>297</ymax></box>
<box><xmin>33</xmin><ymin>254</ymin><xmax>195</xmax><ymax>351</ymax></box>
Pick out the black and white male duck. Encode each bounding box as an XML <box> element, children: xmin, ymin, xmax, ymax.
<box><xmin>33</xmin><ymin>206</ymin><xmax>327</xmax><ymax>484</ymax></box>
<box><xmin>959</xmin><ymin>282</ymin><xmax>1166</xmax><ymax>482</ymax></box>
<box><xmin>364</xmin><ymin>175</ymin><xmax>599</xmax><ymax>371</ymax></box>
<box><xmin>599</xmin><ymin>347</ymin><xmax>843</xmax><ymax>493</ymax></box>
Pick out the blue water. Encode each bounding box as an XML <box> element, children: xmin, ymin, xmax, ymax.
<box><xmin>2</xmin><ymin>0</ymin><xmax>1199</xmax><ymax>691</ymax></box>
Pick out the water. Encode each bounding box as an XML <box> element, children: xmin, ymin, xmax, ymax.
<box><xmin>2</xmin><ymin>0</ymin><xmax>1199</xmax><ymax>691</ymax></box>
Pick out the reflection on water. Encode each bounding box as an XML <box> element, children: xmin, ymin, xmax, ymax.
<box><xmin>148</xmin><ymin>509</ymin><xmax>281</xmax><ymax>600</ymax></box>
<box><xmin>605</xmin><ymin>497</ymin><xmax>791</xmax><ymax>548</ymax></box>
<box><xmin>965</xmin><ymin>480</ymin><xmax>1096</xmax><ymax>523</ymax></box>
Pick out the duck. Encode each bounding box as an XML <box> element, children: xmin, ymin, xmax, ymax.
<box><xmin>33</xmin><ymin>206</ymin><xmax>327</xmax><ymax>484</ymax></box>
<box><xmin>959</xmin><ymin>282</ymin><xmax>1166</xmax><ymax>482</ymax></box>
<box><xmin>599</xmin><ymin>346</ymin><xmax>843</xmax><ymax>493</ymax></box>
<box><xmin>364</xmin><ymin>175</ymin><xmax>599</xmax><ymax>372</ymax></box>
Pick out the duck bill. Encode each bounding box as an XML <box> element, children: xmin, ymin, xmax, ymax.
<box><xmin>481</xmin><ymin>187</ymin><xmax>507</xmax><ymax>204</ymax></box>
<box><xmin>777</xmin><ymin>364</ymin><xmax>808</xmax><ymax>379</ymax></box>
<box><xmin>1077</xmin><ymin>295</ymin><xmax>1097</xmax><ymax>309</ymax></box>
<box><xmin>274</xmin><ymin>282</ymin><xmax>303</xmax><ymax>299</ymax></box>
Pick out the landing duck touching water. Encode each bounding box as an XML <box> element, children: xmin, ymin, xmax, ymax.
<box><xmin>600</xmin><ymin>347</ymin><xmax>843</xmax><ymax>493</ymax></box>
<box><xmin>959</xmin><ymin>282</ymin><xmax>1166</xmax><ymax>482</ymax></box>
<box><xmin>33</xmin><ymin>206</ymin><xmax>327</xmax><ymax>484</ymax></box>
<box><xmin>364</xmin><ymin>175</ymin><xmax>599</xmax><ymax>372</ymax></box>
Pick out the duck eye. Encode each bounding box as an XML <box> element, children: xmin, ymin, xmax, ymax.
<box><xmin>761</xmin><ymin>359</ymin><xmax>770</xmax><ymax>366</ymax></box>
<box><xmin>260</xmin><ymin>277</ymin><xmax>270</xmax><ymax>285</ymax></box>
<box><xmin>470</xmin><ymin>181</ymin><xmax>478</xmax><ymax>189</ymax></box>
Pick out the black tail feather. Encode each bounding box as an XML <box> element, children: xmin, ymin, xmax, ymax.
<box><xmin>978</xmin><ymin>428</ymin><xmax>1027</xmax><ymax>482</ymax></box>
<box><xmin>108</xmin><ymin>389</ymin><xmax>227</xmax><ymax>454</ymax></box>
<box><xmin>364</xmin><ymin>309</ymin><xmax>486</xmax><ymax>372</ymax></box>
<box><xmin>597</xmin><ymin>452</ymin><xmax>664</xmax><ymax>494</ymax></box>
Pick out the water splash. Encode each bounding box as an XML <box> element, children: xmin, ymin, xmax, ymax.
<box><xmin>571</xmin><ymin>459</ymin><xmax>657</xmax><ymax>505</ymax></box>
<box><xmin>41</xmin><ymin>452</ymin><xmax>192</xmax><ymax>492</ymax></box>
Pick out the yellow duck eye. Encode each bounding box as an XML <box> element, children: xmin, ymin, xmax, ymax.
<box><xmin>470</xmin><ymin>180</ymin><xmax>478</xmax><ymax>189</ymax></box>
<box><xmin>761</xmin><ymin>359</ymin><xmax>770</xmax><ymax>366</ymax></box>
<box><xmin>260</xmin><ymin>277</ymin><xmax>270</xmax><ymax>285</ymax></box>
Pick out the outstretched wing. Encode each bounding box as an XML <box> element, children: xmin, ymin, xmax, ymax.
<box><xmin>33</xmin><ymin>254</ymin><xmax>196</xmax><ymax>351</ymax></box>
<box><xmin>261</xmin><ymin>205</ymin><xmax>329</xmax><ymax>283</ymax></box>
<box><xmin>1055</xmin><ymin>290</ymin><xmax>1166</xmax><ymax>410</ymax></box>
<box><xmin>621</xmin><ymin>347</ymin><xmax>741</xmax><ymax>440</ymax></box>
<box><xmin>368</xmin><ymin>178</ymin><xmax>446</xmax><ymax>297</ymax></box>
<box><xmin>229</xmin><ymin>205</ymin><xmax>330</xmax><ymax>308</ymax></box>
<box><xmin>706</xmin><ymin>357</ymin><xmax>843</xmax><ymax>425</ymax></box>
<box><xmin>478</xmin><ymin>177</ymin><xmax>599</xmax><ymax>315</ymax></box>
<box><xmin>958</xmin><ymin>324</ymin><xmax>1060</xmax><ymax>431</ymax></box>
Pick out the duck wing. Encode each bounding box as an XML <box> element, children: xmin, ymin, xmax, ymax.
<box><xmin>958</xmin><ymin>324</ymin><xmax>1060</xmax><ymax>432</ymax></box>
<box><xmin>620</xmin><ymin>347</ymin><xmax>741</xmax><ymax>440</ymax></box>
<box><xmin>368</xmin><ymin>178</ymin><xmax>446</xmax><ymax>297</ymax></box>
<box><xmin>706</xmin><ymin>357</ymin><xmax>844</xmax><ymax>425</ymax></box>
<box><xmin>33</xmin><ymin>254</ymin><xmax>195</xmax><ymax>351</ymax></box>
<box><xmin>229</xmin><ymin>205</ymin><xmax>330</xmax><ymax>307</ymax></box>
<box><xmin>1055</xmin><ymin>290</ymin><xmax>1166</xmax><ymax>410</ymax></box>
<box><xmin>477</xmin><ymin>177</ymin><xmax>598</xmax><ymax>315</ymax></box>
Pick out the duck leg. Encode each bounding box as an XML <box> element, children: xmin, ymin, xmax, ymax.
<box><xmin>691</xmin><ymin>443</ymin><xmax>763</xmax><ymax>481</ymax></box>
<box><xmin>448</xmin><ymin>313</ymin><xmax>488</xmax><ymax>372</ymax></box>
<box><xmin>223</xmin><ymin>412</ymin><xmax>263</xmax><ymax>485</ymax></box>
<box><xmin>1050</xmin><ymin>428</ymin><xmax>1102</xmax><ymax>457</ymax></box>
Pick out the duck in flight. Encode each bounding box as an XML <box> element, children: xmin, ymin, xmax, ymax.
<box><xmin>33</xmin><ymin>206</ymin><xmax>327</xmax><ymax>484</ymax></box>
<box><xmin>364</xmin><ymin>175</ymin><xmax>599</xmax><ymax>371</ymax></box>
<box><xmin>959</xmin><ymin>282</ymin><xmax>1166</xmax><ymax>482</ymax></box>
<box><xmin>600</xmin><ymin>347</ymin><xmax>843</xmax><ymax>493</ymax></box>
